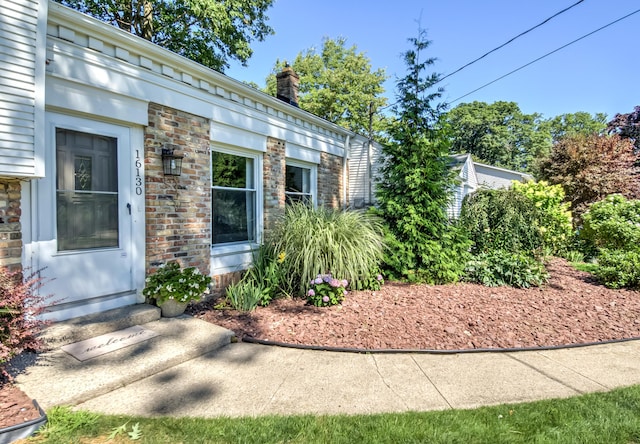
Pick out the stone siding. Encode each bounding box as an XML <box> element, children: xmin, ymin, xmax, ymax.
<box><xmin>145</xmin><ymin>103</ymin><xmax>211</xmax><ymax>275</ymax></box>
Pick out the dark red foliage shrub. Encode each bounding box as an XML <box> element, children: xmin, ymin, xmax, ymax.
<box><xmin>0</xmin><ymin>268</ymin><xmax>51</xmax><ymax>381</ymax></box>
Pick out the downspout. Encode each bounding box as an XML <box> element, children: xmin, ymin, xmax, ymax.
<box><xmin>343</xmin><ymin>135</ymin><xmax>350</xmax><ymax>210</ymax></box>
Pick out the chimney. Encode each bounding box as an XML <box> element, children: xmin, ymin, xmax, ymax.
<box><xmin>276</xmin><ymin>65</ymin><xmax>299</xmax><ymax>107</ymax></box>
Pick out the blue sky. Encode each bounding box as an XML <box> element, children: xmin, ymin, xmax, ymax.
<box><xmin>226</xmin><ymin>0</ymin><xmax>639</xmax><ymax>120</ymax></box>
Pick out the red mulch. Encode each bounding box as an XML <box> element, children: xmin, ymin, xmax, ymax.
<box><xmin>190</xmin><ymin>258</ymin><xmax>640</xmax><ymax>350</ymax></box>
<box><xmin>0</xmin><ymin>383</ymin><xmax>41</xmax><ymax>430</ymax></box>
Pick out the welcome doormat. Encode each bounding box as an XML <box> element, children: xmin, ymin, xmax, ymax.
<box><xmin>61</xmin><ymin>326</ymin><xmax>160</xmax><ymax>361</ymax></box>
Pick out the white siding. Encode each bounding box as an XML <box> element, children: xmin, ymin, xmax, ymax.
<box><xmin>348</xmin><ymin>137</ymin><xmax>383</xmax><ymax>208</ymax></box>
<box><xmin>0</xmin><ymin>0</ymin><xmax>46</xmax><ymax>177</ymax></box>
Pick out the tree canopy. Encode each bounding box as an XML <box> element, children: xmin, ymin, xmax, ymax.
<box><xmin>541</xmin><ymin>111</ymin><xmax>608</xmax><ymax>143</ymax></box>
<box><xmin>442</xmin><ymin>101</ymin><xmax>549</xmax><ymax>173</ymax></box>
<box><xmin>265</xmin><ymin>37</ymin><xmax>388</xmax><ymax>135</ymax></box>
<box><xmin>608</xmin><ymin>105</ymin><xmax>640</xmax><ymax>152</ymax></box>
<box><xmin>537</xmin><ymin>133</ymin><xmax>640</xmax><ymax>220</ymax></box>
<box><xmin>55</xmin><ymin>0</ymin><xmax>275</xmax><ymax>72</ymax></box>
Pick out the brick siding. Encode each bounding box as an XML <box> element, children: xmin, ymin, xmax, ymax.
<box><xmin>318</xmin><ymin>151</ymin><xmax>345</xmax><ymax>209</ymax></box>
<box><xmin>263</xmin><ymin>137</ymin><xmax>286</xmax><ymax>232</ymax></box>
<box><xmin>145</xmin><ymin>103</ymin><xmax>211</xmax><ymax>275</ymax></box>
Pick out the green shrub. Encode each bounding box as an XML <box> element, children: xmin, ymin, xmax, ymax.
<box><xmin>512</xmin><ymin>180</ymin><xmax>573</xmax><ymax>255</ymax></box>
<box><xmin>380</xmin><ymin>220</ymin><xmax>470</xmax><ymax>284</ymax></box>
<box><xmin>270</xmin><ymin>204</ymin><xmax>385</xmax><ymax>295</ymax></box>
<box><xmin>459</xmin><ymin>188</ymin><xmax>544</xmax><ymax>257</ymax></box>
<box><xmin>581</xmin><ymin>194</ymin><xmax>640</xmax><ymax>253</ymax></box>
<box><xmin>464</xmin><ymin>250</ymin><xmax>548</xmax><ymax>288</ymax></box>
<box><xmin>594</xmin><ymin>248</ymin><xmax>640</xmax><ymax>289</ymax></box>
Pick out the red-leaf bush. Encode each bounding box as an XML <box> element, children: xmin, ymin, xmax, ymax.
<box><xmin>0</xmin><ymin>268</ymin><xmax>51</xmax><ymax>382</ymax></box>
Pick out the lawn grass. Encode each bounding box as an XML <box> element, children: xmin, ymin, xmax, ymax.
<box><xmin>571</xmin><ymin>261</ymin><xmax>599</xmax><ymax>274</ymax></box>
<box><xmin>32</xmin><ymin>385</ymin><xmax>640</xmax><ymax>443</ymax></box>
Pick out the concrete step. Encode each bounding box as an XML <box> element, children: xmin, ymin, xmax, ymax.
<box><xmin>18</xmin><ymin>316</ymin><xmax>234</xmax><ymax>408</ymax></box>
<box><xmin>41</xmin><ymin>304</ymin><xmax>161</xmax><ymax>349</ymax></box>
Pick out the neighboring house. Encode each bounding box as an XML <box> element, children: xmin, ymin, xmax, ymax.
<box><xmin>347</xmin><ymin>149</ymin><xmax>532</xmax><ymax>217</ymax></box>
<box><xmin>448</xmin><ymin>154</ymin><xmax>534</xmax><ymax>218</ymax></box>
<box><xmin>1</xmin><ymin>0</ymin><xmax>361</xmax><ymax>321</ymax></box>
<box><xmin>347</xmin><ymin>138</ymin><xmax>383</xmax><ymax>209</ymax></box>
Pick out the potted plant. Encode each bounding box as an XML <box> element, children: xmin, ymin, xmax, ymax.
<box><xmin>143</xmin><ymin>262</ymin><xmax>212</xmax><ymax>317</ymax></box>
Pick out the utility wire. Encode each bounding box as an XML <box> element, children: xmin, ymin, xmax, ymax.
<box><xmin>449</xmin><ymin>8</ymin><xmax>640</xmax><ymax>104</ymax></box>
<box><xmin>436</xmin><ymin>0</ymin><xmax>585</xmax><ymax>85</ymax></box>
<box><xmin>379</xmin><ymin>0</ymin><xmax>586</xmax><ymax>112</ymax></box>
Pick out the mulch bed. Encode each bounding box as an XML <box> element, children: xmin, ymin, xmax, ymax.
<box><xmin>189</xmin><ymin>258</ymin><xmax>640</xmax><ymax>350</ymax></box>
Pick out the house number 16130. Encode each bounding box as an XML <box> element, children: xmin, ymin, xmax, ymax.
<box><xmin>135</xmin><ymin>150</ymin><xmax>143</xmax><ymax>195</ymax></box>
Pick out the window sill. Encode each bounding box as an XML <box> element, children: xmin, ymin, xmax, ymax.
<box><xmin>211</xmin><ymin>242</ymin><xmax>259</xmax><ymax>257</ymax></box>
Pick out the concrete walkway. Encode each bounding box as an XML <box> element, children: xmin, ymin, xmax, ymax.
<box><xmin>15</xmin><ymin>315</ymin><xmax>640</xmax><ymax>418</ymax></box>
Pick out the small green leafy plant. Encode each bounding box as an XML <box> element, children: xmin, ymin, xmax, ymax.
<box><xmin>465</xmin><ymin>250</ymin><xmax>548</xmax><ymax>288</ymax></box>
<box><xmin>307</xmin><ymin>274</ymin><xmax>349</xmax><ymax>307</ymax></box>
<box><xmin>142</xmin><ymin>262</ymin><xmax>211</xmax><ymax>304</ymax></box>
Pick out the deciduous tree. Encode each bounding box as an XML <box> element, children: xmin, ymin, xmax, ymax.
<box><xmin>442</xmin><ymin>101</ymin><xmax>549</xmax><ymax>173</ymax></box>
<box><xmin>541</xmin><ymin>112</ymin><xmax>608</xmax><ymax>143</ymax></box>
<box><xmin>55</xmin><ymin>0</ymin><xmax>275</xmax><ymax>72</ymax></box>
<box><xmin>265</xmin><ymin>37</ymin><xmax>387</xmax><ymax>135</ymax></box>
<box><xmin>537</xmin><ymin>134</ymin><xmax>640</xmax><ymax>220</ymax></box>
<box><xmin>608</xmin><ymin>106</ymin><xmax>640</xmax><ymax>152</ymax></box>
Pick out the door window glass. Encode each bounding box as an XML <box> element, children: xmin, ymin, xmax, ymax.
<box><xmin>56</xmin><ymin>128</ymin><xmax>119</xmax><ymax>251</ymax></box>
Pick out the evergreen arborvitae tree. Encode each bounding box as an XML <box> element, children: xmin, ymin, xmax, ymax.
<box><xmin>376</xmin><ymin>29</ymin><xmax>469</xmax><ymax>283</ymax></box>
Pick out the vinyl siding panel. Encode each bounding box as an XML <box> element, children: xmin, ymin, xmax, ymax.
<box><xmin>0</xmin><ymin>0</ymin><xmax>42</xmax><ymax>177</ymax></box>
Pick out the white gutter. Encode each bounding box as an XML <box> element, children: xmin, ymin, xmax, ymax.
<box><xmin>343</xmin><ymin>135</ymin><xmax>350</xmax><ymax>209</ymax></box>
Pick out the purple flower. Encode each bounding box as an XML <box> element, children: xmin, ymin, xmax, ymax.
<box><xmin>341</xmin><ymin>279</ymin><xmax>348</xmax><ymax>287</ymax></box>
<box><xmin>343</xmin><ymin>290</ymin><xmax>348</xmax><ymax>296</ymax></box>
<box><xmin>376</xmin><ymin>274</ymin><xmax>383</xmax><ymax>281</ymax></box>
<box><xmin>308</xmin><ymin>289</ymin><xmax>315</xmax><ymax>297</ymax></box>
<box><xmin>322</xmin><ymin>296</ymin><xmax>329</xmax><ymax>303</ymax></box>
<box><xmin>330</xmin><ymin>279</ymin><xmax>341</xmax><ymax>288</ymax></box>
<box><xmin>323</xmin><ymin>275</ymin><xmax>332</xmax><ymax>283</ymax></box>
<box><xmin>314</xmin><ymin>277</ymin><xmax>323</xmax><ymax>285</ymax></box>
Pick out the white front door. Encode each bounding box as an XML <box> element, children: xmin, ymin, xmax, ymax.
<box><xmin>36</xmin><ymin>114</ymin><xmax>136</xmax><ymax>319</ymax></box>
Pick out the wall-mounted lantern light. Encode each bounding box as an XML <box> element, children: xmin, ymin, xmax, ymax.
<box><xmin>162</xmin><ymin>148</ymin><xmax>183</xmax><ymax>176</ymax></box>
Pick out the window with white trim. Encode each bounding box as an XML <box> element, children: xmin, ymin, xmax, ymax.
<box><xmin>285</xmin><ymin>162</ymin><xmax>316</xmax><ymax>205</ymax></box>
<box><xmin>211</xmin><ymin>149</ymin><xmax>257</xmax><ymax>245</ymax></box>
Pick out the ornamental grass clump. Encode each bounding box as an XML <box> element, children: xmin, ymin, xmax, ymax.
<box><xmin>142</xmin><ymin>262</ymin><xmax>211</xmax><ymax>304</ymax></box>
<box><xmin>270</xmin><ymin>203</ymin><xmax>385</xmax><ymax>296</ymax></box>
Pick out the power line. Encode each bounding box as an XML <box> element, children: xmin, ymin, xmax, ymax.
<box><xmin>449</xmin><ymin>8</ymin><xmax>640</xmax><ymax>105</ymax></box>
<box><xmin>436</xmin><ymin>0</ymin><xmax>585</xmax><ymax>85</ymax></box>
<box><xmin>379</xmin><ymin>0</ymin><xmax>586</xmax><ymax>113</ymax></box>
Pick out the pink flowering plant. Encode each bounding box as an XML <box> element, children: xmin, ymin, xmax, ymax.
<box><xmin>307</xmin><ymin>274</ymin><xmax>349</xmax><ymax>307</ymax></box>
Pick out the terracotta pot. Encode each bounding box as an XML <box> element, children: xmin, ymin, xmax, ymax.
<box><xmin>159</xmin><ymin>299</ymin><xmax>188</xmax><ymax>317</ymax></box>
